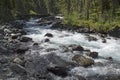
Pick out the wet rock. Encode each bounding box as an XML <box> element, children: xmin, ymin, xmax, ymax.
<box><xmin>10</xmin><ymin>64</ymin><xmax>27</xmax><ymax>75</ymax></box>
<box><xmin>13</xmin><ymin>58</ymin><xmax>23</xmax><ymax>65</ymax></box>
<box><xmin>99</xmin><ymin>34</ymin><xmax>107</xmax><ymax>38</ymax></box>
<box><xmin>76</xmin><ymin>76</ymin><xmax>86</xmax><ymax>80</ymax></box>
<box><xmin>69</xmin><ymin>44</ymin><xmax>84</xmax><ymax>51</ymax></box>
<box><xmin>106</xmin><ymin>57</ymin><xmax>113</xmax><ymax>61</ymax></box>
<box><xmin>44</xmin><ymin>33</ymin><xmax>53</xmax><ymax>37</ymax></box>
<box><xmin>0</xmin><ymin>45</ymin><xmax>8</xmax><ymax>53</ymax></box>
<box><xmin>44</xmin><ymin>38</ymin><xmax>50</xmax><ymax>42</ymax></box>
<box><xmin>20</xmin><ymin>36</ymin><xmax>32</xmax><ymax>42</ymax></box>
<box><xmin>46</xmin><ymin>48</ymin><xmax>57</xmax><ymax>52</ymax></box>
<box><xmin>0</xmin><ymin>55</ymin><xmax>8</xmax><ymax>64</ymax></box>
<box><xmin>84</xmin><ymin>49</ymin><xmax>90</xmax><ymax>52</ymax></box>
<box><xmin>47</xmin><ymin>66</ymin><xmax>69</xmax><ymax>77</ymax></box>
<box><xmin>77</xmin><ymin>27</ymin><xmax>90</xmax><ymax>33</ymax></box>
<box><xmin>87</xmin><ymin>52</ymin><xmax>98</xmax><ymax>58</ymax></box>
<box><xmin>33</xmin><ymin>43</ymin><xmax>39</xmax><ymax>46</ymax></box>
<box><xmin>4</xmin><ymin>28</ymin><xmax>12</xmax><ymax>34</ymax></box>
<box><xmin>39</xmin><ymin>21</ymin><xmax>53</xmax><ymax>26</ymax></box>
<box><xmin>45</xmin><ymin>53</ymin><xmax>70</xmax><ymax>67</ymax></box>
<box><xmin>72</xmin><ymin>55</ymin><xmax>94</xmax><ymax>67</ymax></box>
<box><xmin>16</xmin><ymin>46</ymin><xmax>29</xmax><ymax>54</ymax></box>
<box><xmin>11</xmin><ymin>33</ymin><xmax>21</xmax><ymax>39</ymax></box>
<box><xmin>108</xmin><ymin>26</ymin><xmax>120</xmax><ymax>38</ymax></box>
<box><xmin>102</xmin><ymin>38</ymin><xmax>107</xmax><ymax>43</ymax></box>
<box><xmin>11</xmin><ymin>20</ymin><xmax>25</xmax><ymax>29</ymax></box>
<box><xmin>24</xmin><ymin>56</ymin><xmax>49</xmax><ymax>77</ymax></box>
<box><xmin>86</xmin><ymin>35</ymin><xmax>98</xmax><ymax>41</ymax></box>
<box><xmin>94</xmin><ymin>62</ymin><xmax>104</xmax><ymax>66</ymax></box>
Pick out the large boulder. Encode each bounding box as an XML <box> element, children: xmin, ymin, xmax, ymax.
<box><xmin>68</xmin><ymin>44</ymin><xmax>84</xmax><ymax>51</ymax></box>
<box><xmin>24</xmin><ymin>53</ymin><xmax>72</xmax><ymax>78</ymax></box>
<box><xmin>72</xmin><ymin>55</ymin><xmax>94</xmax><ymax>67</ymax></box>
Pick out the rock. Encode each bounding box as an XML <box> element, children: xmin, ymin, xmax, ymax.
<box><xmin>24</xmin><ymin>56</ymin><xmax>49</xmax><ymax>76</ymax></box>
<box><xmin>102</xmin><ymin>38</ymin><xmax>107</xmax><ymax>43</ymax></box>
<box><xmin>87</xmin><ymin>52</ymin><xmax>98</xmax><ymax>58</ymax></box>
<box><xmin>86</xmin><ymin>35</ymin><xmax>98</xmax><ymax>41</ymax></box>
<box><xmin>46</xmin><ymin>48</ymin><xmax>57</xmax><ymax>52</ymax></box>
<box><xmin>33</xmin><ymin>43</ymin><xmax>39</xmax><ymax>46</ymax></box>
<box><xmin>10</xmin><ymin>64</ymin><xmax>27</xmax><ymax>75</ymax></box>
<box><xmin>100</xmin><ymin>34</ymin><xmax>107</xmax><ymax>38</ymax></box>
<box><xmin>69</xmin><ymin>44</ymin><xmax>84</xmax><ymax>51</ymax></box>
<box><xmin>45</xmin><ymin>53</ymin><xmax>70</xmax><ymax>67</ymax></box>
<box><xmin>13</xmin><ymin>58</ymin><xmax>23</xmax><ymax>65</ymax></box>
<box><xmin>94</xmin><ymin>62</ymin><xmax>104</xmax><ymax>66</ymax></box>
<box><xmin>11</xmin><ymin>20</ymin><xmax>25</xmax><ymax>29</ymax></box>
<box><xmin>106</xmin><ymin>57</ymin><xmax>113</xmax><ymax>61</ymax></box>
<box><xmin>44</xmin><ymin>38</ymin><xmax>50</xmax><ymax>42</ymax></box>
<box><xmin>19</xmin><ymin>30</ymin><xmax>27</xmax><ymax>35</ymax></box>
<box><xmin>44</xmin><ymin>33</ymin><xmax>53</xmax><ymax>37</ymax></box>
<box><xmin>16</xmin><ymin>46</ymin><xmax>29</xmax><ymax>54</ymax></box>
<box><xmin>77</xmin><ymin>27</ymin><xmax>90</xmax><ymax>33</ymax></box>
<box><xmin>108</xmin><ymin>26</ymin><xmax>120</xmax><ymax>38</ymax></box>
<box><xmin>20</xmin><ymin>36</ymin><xmax>32</xmax><ymax>42</ymax></box>
<box><xmin>4</xmin><ymin>28</ymin><xmax>12</xmax><ymax>34</ymax></box>
<box><xmin>76</xmin><ymin>76</ymin><xmax>86</xmax><ymax>80</ymax></box>
<box><xmin>0</xmin><ymin>46</ymin><xmax>8</xmax><ymax>53</ymax></box>
<box><xmin>72</xmin><ymin>55</ymin><xmax>94</xmax><ymax>67</ymax></box>
<box><xmin>0</xmin><ymin>55</ymin><xmax>8</xmax><ymax>64</ymax></box>
<box><xmin>47</xmin><ymin>66</ymin><xmax>69</xmax><ymax>77</ymax></box>
<box><xmin>11</xmin><ymin>33</ymin><xmax>21</xmax><ymax>39</ymax></box>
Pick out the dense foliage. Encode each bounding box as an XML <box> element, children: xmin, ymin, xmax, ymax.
<box><xmin>0</xmin><ymin>0</ymin><xmax>120</xmax><ymax>31</ymax></box>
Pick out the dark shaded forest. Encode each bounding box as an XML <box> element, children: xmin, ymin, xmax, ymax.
<box><xmin>0</xmin><ymin>0</ymin><xmax>120</xmax><ymax>31</ymax></box>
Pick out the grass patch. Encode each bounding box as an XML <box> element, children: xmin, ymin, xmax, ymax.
<box><xmin>63</xmin><ymin>12</ymin><xmax>120</xmax><ymax>32</ymax></box>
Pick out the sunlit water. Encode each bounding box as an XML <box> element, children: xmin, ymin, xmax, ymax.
<box><xmin>25</xmin><ymin>18</ymin><xmax>120</xmax><ymax>79</ymax></box>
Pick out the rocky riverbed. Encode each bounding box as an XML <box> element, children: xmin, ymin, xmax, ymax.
<box><xmin>0</xmin><ymin>17</ymin><xmax>120</xmax><ymax>80</ymax></box>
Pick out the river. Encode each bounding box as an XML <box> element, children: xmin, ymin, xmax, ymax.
<box><xmin>24</xmin><ymin>18</ymin><xmax>120</xmax><ymax>80</ymax></box>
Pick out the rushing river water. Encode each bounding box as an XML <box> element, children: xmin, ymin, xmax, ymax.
<box><xmin>25</xmin><ymin>18</ymin><xmax>120</xmax><ymax>79</ymax></box>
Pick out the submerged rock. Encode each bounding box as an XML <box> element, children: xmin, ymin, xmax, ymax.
<box><xmin>87</xmin><ymin>52</ymin><xmax>98</xmax><ymax>58</ymax></box>
<box><xmin>86</xmin><ymin>35</ymin><xmax>98</xmax><ymax>41</ymax></box>
<box><xmin>33</xmin><ymin>43</ymin><xmax>39</xmax><ymax>46</ymax></box>
<box><xmin>72</xmin><ymin>55</ymin><xmax>94</xmax><ymax>67</ymax></box>
<box><xmin>44</xmin><ymin>38</ymin><xmax>50</xmax><ymax>42</ymax></box>
<box><xmin>44</xmin><ymin>33</ymin><xmax>53</xmax><ymax>37</ymax></box>
<box><xmin>69</xmin><ymin>44</ymin><xmax>84</xmax><ymax>51</ymax></box>
<box><xmin>102</xmin><ymin>38</ymin><xmax>107</xmax><ymax>43</ymax></box>
<box><xmin>106</xmin><ymin>57</ymin><xmax>113</xmax><ymax>61</ymax></box>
